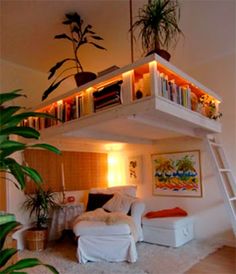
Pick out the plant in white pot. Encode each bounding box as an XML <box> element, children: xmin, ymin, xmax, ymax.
<box><xmin>131</xmin><ymin>0</ymin><xmax>183</xmax><ymax>61</ymax></box>
<box><xmin>42</xmin><ymin>12</ymin><xmax>106</xmax><ymax>101</ymax></box>
<box><xmin>23</xmin><ymin>187</ymin><xmax>58</xmax><ymax>251</ymax></box>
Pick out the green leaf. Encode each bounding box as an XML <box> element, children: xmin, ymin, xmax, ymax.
<box><xmin>0</xmin><ymin>140</ymin><xmax>26</xmax><ymax>150</ymax></box>
<box><xmin>1</xmin><ymin>258</ymin><xmax>40</xmax><ymax>273</ymax></box>
<box><xmin>0</xmin><ymin>248</ymin><xmax>17</xmax><ymax>267</ymax></box>
<box><xmin>0</xmin><ymin>140</ymin><xmax>26</xmax><ymax>159</ymax></box>
<box><xmin>1</xmin><ymin>258</ymin><xmax>59</xmax><ymax>274</ymax></box>
<box><xmin>5</xmin><ymin>158</ymin><xmax>26</xmax><ymax>189</ymax></box>
<box><xmin>31</xmin><ymin>144</ymin><xmax>61</xmax><ymax>155</ymax></box>
<box><xmin>21</xmin><ymin>166</ymin><xmax>43</xmax><ymax>184</ymax></box>
<box><xmin>0</xmin><ymin>127</ymin><xmax>40</xmax><ymax>139</ymax></box>
<box><xmin>0</xmin><ymin>89</ymin><xmax>23</xmax><ymax>105</ymax></box>
<box><xmin>0</xmin><ymin>106</ymin><xmax>21</xmax><ymax>125</ymax></box>
<box><xmin>43</xmin><ymin>264</ymin><xmax>59</xmax><ymax>274</ymax></box>
<box><xmin>2</xmin><ymin>111</ymin><xmax>58</xmax><ymax>128</ymax></box>
<box><xmin>0</xmin><ymin>221</ymin><xmax>20</xmax><ymax>250</ymax></box>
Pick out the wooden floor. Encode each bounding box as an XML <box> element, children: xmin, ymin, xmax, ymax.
<box><xmin>185</xmin><ymin>246</ymin><xmax>236</xmax><ymax>274</ymax></box>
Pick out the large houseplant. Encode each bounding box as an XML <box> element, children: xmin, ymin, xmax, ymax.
<box><xmin>131</xmin><ymin>0</ymin><xmax>183</xmax><ymax>61</ymax></box>
<box><xmin>42</xmin><ymin>12</ymin><xmax>106</xmax><ymax>101</ymax></box>
<box><xmin>0</xmin><ymin>90</ymin><xmax>60</xmax><ymax>273</ymax></box>
<box><xmin>23</xmin><ymin>188</ymin><xmax>57</xmax><ymax>251</ymax></box>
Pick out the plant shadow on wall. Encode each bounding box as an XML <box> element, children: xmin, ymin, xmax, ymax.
<box><xmin>42</xmin><ymin>12</ymin><xmax>106</xmax><ymax>101</ymax></box>
<box><xmin>0</xmin><ymin>90</ymin><xmax>60</xmax><ymax>273</ymax></box>
<box><xmin>131</xmin><ymin>0</ymin><xmax>184</xmax><ymax>61</ymax></box>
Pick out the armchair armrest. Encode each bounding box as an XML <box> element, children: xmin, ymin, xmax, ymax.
<box><xmin>130</xmin><ymin>199</ymin><xmax>145</xmax><ymax>241</ymax></box>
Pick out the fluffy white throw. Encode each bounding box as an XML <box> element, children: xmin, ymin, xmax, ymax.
<box><xmin>73</xmin><ymin>208</ymin><xmax>138</xmax><ymax>242</ymax></box>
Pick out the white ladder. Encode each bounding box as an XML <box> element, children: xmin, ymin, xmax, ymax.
<box><xmin>206</xmin><ymin>135</ymin><xmax>236</xmax><ymax>235</ymax></box>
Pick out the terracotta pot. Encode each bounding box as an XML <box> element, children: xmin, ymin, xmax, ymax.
<box><xmin>147</xmin><ymin>49</ymin><xmax>171</xmax><ymax>61</ymax></box>
<box><xmin>25</xmin><ymin>228</ymin><xmax>48</xmax><ymax>251</ymax></box>
<box><xmin>74</xmin><ymin>71</ymin><xmax>97</xmax><ymax>87</ymax></box>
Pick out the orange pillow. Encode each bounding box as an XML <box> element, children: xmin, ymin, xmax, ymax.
<box><xmin>145</xmin><ymin>207</ymin><xmax>188</xmax><ymax>218</ymax></box>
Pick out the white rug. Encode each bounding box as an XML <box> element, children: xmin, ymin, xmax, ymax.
<box><xmin>19</xmin><ymin>239</ymin><xmax>222</xmax><ymax>274</ymax></box>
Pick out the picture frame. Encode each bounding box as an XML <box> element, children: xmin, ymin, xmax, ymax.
<box><xmin>152</xmin><ymin>150</ymin><xmax>202</xmax><ymax>197</ymax></box>
<box><xmin>127</xmin><ymin>156</ymin><xmax>143</xmax><ymax>185</ymax></box>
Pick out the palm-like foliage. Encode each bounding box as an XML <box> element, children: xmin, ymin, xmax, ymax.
<box><xmin>132</xmin><ymin>0</ymin><xmax>183</xmax><ymax>54</ymax></box>
<box><xmin>175</xmin><ymin>155</ymin><xmax>196</xmax><ymax>173</ymax></box>
<box><xmin>23</xmin><ymin>188</ymin><xmax>57</xmax><ymax>229</ymax></box>
<box><xmin>0</xmin><ymin>89</ymin><xmax>61</xmax><ymax>189</ymax></box>
<box><xmin>0</xmin><ymin>89</ymin><xmax>60</xmax><ymax>273</ymax></box>
<box><xmin>42</xmin><ymin>12</ymin><xmax>106</xmax><ymax>101</ymax></box>
<box><xmin>0</xmin><ymin>221</ymin><xmax>58</xmax><ymax>274</ymax></box>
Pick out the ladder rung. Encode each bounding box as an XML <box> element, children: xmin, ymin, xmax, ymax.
<box><xmin>219</xmin><ymin>168</ymin><xmax>231</xmax><ymax>173</ymax></box>
<box><xmin>229</xmin><ymin>197</ymin><xmax>236</xmax><ymax>201</ymax></box>
<box><xmin>209</xmin><ymin>141</ymin><xmax>222</xmax><ymax>147</ymax></box>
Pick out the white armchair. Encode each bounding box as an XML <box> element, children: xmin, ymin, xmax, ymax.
<box><xmin>130</xmin><ymin>198</ymin><xmax>145</xmax><ymax>241</ymax></box>
<box><xmin>73</xmin><ymin>185</ymin><xmax>145</xmax><ymax>263</ymax></box>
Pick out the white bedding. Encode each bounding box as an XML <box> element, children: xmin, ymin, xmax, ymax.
<box><xmin>73</xmin><ymin>208</ymin><xmax>138</xmax><ymax>242</ymax></box>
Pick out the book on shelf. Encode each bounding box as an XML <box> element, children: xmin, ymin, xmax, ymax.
<box><xmin>95</xmin><ymin>97</ymin><xmax>121</xmax><ymax>112</ymax></box>
<box><xmin>93</xmin><ymin>80</ymin><xmax>122</xmax><ymax>111</ymax></box>
<box><xmin>81</xmin><ymin>90</ymin><xmax>94</xmax><ymax>116</ymax></box>
<box><xmin>157</xmin><ymin>70</ymin><xmax>193</xmax><ymax>110</ymax></box>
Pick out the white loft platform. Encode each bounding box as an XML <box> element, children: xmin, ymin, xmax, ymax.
<box><xmin>35</xmin><ymin>54</ymin><xmax>222</xmax><ymax>144</ymax></box>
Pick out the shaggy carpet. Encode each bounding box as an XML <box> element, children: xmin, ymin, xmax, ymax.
<box><xmin>19</xmin><ymin>239</ymin><xmax>222</xmax><ymax>274</ymax></box>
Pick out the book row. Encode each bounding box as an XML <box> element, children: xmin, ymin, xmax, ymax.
<box><xmin>22</xmin><ymin>81</ymin><xmax>123</xmax><ymax>130</ymax></box>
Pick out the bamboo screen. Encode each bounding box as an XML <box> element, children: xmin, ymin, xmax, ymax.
<box><xmin>24</xmin><ymin>150</ymin><xmax>108</xmax><ymax>193</ymax></box>
<box><xmin>24</xmin><ymin>149</ymin><xmax>62</xmax><ymax>193</ymax></box>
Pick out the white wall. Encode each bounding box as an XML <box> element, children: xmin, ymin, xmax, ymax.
<box><xmin>0</xmin><ymin>59</ymin><xmax>75</xmax><ymax>108</ymax></box>
<box><xmin>187</xmin><ymin>53</ymin><xmax>236</xmax><ymax>177</ymax></box>
<box><xmin>122</xmin><ymin>137</ymin><xmax>234</xmax><ymax>242</ymax></box>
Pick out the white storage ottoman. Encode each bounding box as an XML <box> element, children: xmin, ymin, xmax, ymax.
<box><xmin>142</xmin><ymin>216</ymin><xmax>194</xmax><ymax>247</ymax></box>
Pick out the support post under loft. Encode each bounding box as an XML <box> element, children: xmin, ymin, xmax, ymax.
<box><xmin>206</xmin><ymin>135</ymin><xmax>236</xmax><ymax>236</ymax></box>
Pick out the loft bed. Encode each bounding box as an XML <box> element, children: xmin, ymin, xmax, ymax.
<box><xmin>25</xmin><ymin>54</ymin><xmax>222</xmax><ymax>144</ymax></box>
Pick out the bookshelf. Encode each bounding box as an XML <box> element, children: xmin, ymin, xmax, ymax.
<box><xmin>24</xmin><ymin>54</ymin><xmax>222</xmax><ymax>139</ymax></box>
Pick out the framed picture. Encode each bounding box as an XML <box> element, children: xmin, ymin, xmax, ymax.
<box><xmin>127</xmin><ymin>156</ymin><xmax>143</xmax><ymax>185</ymax></box>
<box><xmin>152</xmin><ymin>150</ymin><xmax>202</xmax><ymax>197</ymax></box>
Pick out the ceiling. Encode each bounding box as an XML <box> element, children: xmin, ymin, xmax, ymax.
<box><xmin>1</xmin><ymin>0</ymin><xmax>235</xmax><ymax>75</ymax></box>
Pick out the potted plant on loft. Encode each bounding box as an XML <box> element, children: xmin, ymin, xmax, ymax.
<box><xmin>131</xmin><ymin>0</ymin><xmax>183</xmax><ymax>61</ymax></box>
<box><xmin>22</xmin><ymin>187</ymin><xmax>57</xmax><ymax>251</ymax></box>
<box><xmin>0</xmin><ymin>89</ymin><xmax>60</xmax><ymax>273</ymax></box>
<box><xmin>42</xmin><ymin>12</ymin><xmax>106</xmax><ymax>101</ymax></box>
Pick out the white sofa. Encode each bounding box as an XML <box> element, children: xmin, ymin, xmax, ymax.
<box><xmin>73</xmin><ymin>185</ymin><xmax>145</xmax><ymax>263</ymax></box>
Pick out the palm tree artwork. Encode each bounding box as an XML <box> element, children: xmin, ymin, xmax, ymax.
<box><xmin>152</xmin><ymin>151</ymin><xmax>201</xmax><ymax>196</ymax></box>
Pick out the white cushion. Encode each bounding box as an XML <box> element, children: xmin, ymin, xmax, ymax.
<box><xmin>108</xmin><ymin>185</ymin><xmax>137</xmax><ymax>197</ymax></box>
<box><xmin>73</xmin><ymin>221</ymin><xmax>130</xmax><ymax>237</ymax></box>
<box><xmin>90</xmin><ymin>185</ymin><xmax>137</xmax><ymax>197</ymax></box>
<box><xmin>102</xmin><ymin>192</ymin><xmax>135</xmax><ymax>214</ymax></box>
